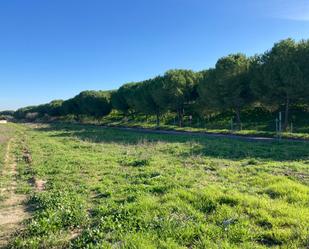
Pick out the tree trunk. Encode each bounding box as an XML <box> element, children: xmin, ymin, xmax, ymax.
<box><xmin>283</xmin><ymin>97</ymin><xmax>290</xmax><ymax>131</ymax></box>
<box><xmin>156</xmin><ymin>111</ymin><xmax>160</xmax><ymax>127</ymax></box>
<box><xmin>235</xmin><ymin>108</ymin><xmax>241</xmax><ymax>130</ymax></box>
<box><xmin>178</xmin><ymin>109</ymin><xmax>183</xmax><ymax>127</ymax></box>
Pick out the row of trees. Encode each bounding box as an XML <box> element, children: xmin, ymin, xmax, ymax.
<box><xmin>14</xmin><ymin>91</ymin><xmax>112</xmax><ymax>120</ymax></box>
<box><xmin>111</xmin><ymin>70</ymin><xmax>199</xmax><ymax>126</ymax></box>
<box><xmin>13</xmin><ymin>38</ymin><xmax>309</xmax><ymax>130</ymax></box>
<box><xmin>111</xmin><ymin>39</ymin><xmax>309</xmax><ymax>130</ymax></box>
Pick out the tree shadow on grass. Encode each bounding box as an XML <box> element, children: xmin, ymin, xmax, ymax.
<box><xmin>33</xmin><ymin>123</ymin><xmax>309</xmax><ymax>162</ymax></box>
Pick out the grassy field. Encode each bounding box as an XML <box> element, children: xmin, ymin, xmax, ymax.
<box><xmin>3</xmin><ymin>123</ymin><xmax>309</xmax><ymax>248</ymax></box>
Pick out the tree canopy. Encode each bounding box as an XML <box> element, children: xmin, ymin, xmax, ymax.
<box><xmin>251</xmin><ymin>39</ymin><xmax>308</xmax><ymax>130</ymax></box>
<box><xmin>198</xmin><ymin>54</ymin><xmax>252</xmax><ymax>125</ymax></box>
<box><xmin>12</xmin><ymin>38</ymin><xmax>309</xmax><ymax>130</ymax></box>
<box><xmin>62</xmin><ymin>91</ymin><xmax>112</xmax><ymax>117</ymax></box>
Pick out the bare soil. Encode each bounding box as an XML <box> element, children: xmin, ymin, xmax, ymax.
<box><xmin>0</xmin><ymin>139</ymin><xmax>29</xmax><ymax>248</ymax></box>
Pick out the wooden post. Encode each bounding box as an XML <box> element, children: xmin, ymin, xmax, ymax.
<box><xmin>279</xmin><ymin>112</ymin><xmax>282</xmax><ymax>140</ymax></box>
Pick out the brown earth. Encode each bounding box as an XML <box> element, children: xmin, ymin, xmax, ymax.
<box><xmin>0</xmin><ymin>139</ymin><xmax>29</xmax><ymax>248</ymax></box>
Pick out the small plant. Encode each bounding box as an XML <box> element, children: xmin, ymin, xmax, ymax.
<box><xmin>118</xmin><ymin>155</ymin><xmax>150</xmax><ymax>167</ymax></box>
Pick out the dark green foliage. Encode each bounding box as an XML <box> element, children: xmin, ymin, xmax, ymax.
<box><xmin>46</xmin><ymin>100</ymin><xmax>64</xmax><ymax>116</ymax></box>
<box><xmin>251</xmin><ymin>38</ymin><xmax>309</xmax><ymax>130</ymax></box>
<box><xmin>61</xmin><ymin>97</ymin><xmax>79</xmax><ymax>116</ymax></box>
<box><xmin>60</xmin><ymin>91</ymin><xmax>112</xmax><ymax>118</ymax></box>
<box><xmin>14</xmin><ymin>100</ymin><xmax>65</xmax><ymax>120</ymax></box>
<box><xmin>0</xmin><ymin>110</ymin><xmax>15</xmax><ymax>116</ymax></box>
<box><xmin>297</xmin><ymin>39</ymin><xmax>309</xmax><ymax>104</ymax></box>
<box><xmin>35</xmin><ymin>100</ymin><xmax>64</xmax><ymax>117</ymax></box>
<box><xmin>0</xmin><ymin>110</ymin><xmax>15</xmax><ymax>121</ymax></box>
<box><xmin>111</xmin><ymin>70</ymin><xmax>200</xmax><ymax>127</ymax></box>
<box><xmin>125</xmin><ymin>78</ymin><xmax>165</xmax><ymax>126</ymax></box>
<box><xmin>161</xmin><ymin>70</ymin><xmax>200</xmax><ymax>126</ymax></box>
<box><xmin>198</xmin><ymin>54</ymin><xmax>252</xmax><ymax>127</ymax></box>
<box><xmin>111</xmin><ymin>83</ymin><xmax>137</xmax><ymax>114</ymax></box>
<box><xmin>135</xmin><ymin>79</ymin><xmax>162</xmax><ymax>125</ymax></box>
<box><xmin>14</xmin><ymin>106</ymin><xmax>38</xmax><ymax>119</ymax></box>
<box><xmin>14</xmin><ymin>92</ymin><xmax>112</xmax><ymax>121</ymax></box>
<box><xmin>70</xmin><ymin>91</ymin><xmax>111</xmax><ymax>117</ymax></box>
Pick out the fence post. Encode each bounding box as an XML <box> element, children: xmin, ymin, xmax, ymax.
<box><xmin>279</xmin><ymin>112</ymin><xmax>282</xmax><ymax>140</ymax></box>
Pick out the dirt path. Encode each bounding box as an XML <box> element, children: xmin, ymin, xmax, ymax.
<box><xmin>108</xmin><ymin>126</ymin><xmax>308</xmax><ymax>143</ymax></box>
<box><xmin>0</xmin><ymin>139</ymin><xmax>29</xmax><ymax>248</ymax></box>
<box><xmin>27</xmin><ymin>122</ymin><xmax>309</xmax><ymax>143</ymax></box>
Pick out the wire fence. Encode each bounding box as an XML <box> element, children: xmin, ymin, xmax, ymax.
<box><xmin>119</xmin><ymin>111</ymin><xmax>301</xmax><ymax>139</ymax></box>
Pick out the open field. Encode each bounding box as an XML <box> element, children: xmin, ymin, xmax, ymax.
<box><xmin>1</xmin><ymin>2</ymin><xmax>309</xmax><ymax>249</ymax></box>
<box><xmin>1</xmin><ymin>123</ymin><xmax>309</xmax><ymax>248</ymax></box>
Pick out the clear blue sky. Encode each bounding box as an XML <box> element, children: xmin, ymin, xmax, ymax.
<box><xmin>1</xmin><ymin>0</ymin><xmax>309</xmax><ymax>110</ymax></box>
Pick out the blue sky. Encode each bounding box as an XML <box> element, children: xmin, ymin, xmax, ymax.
<box><xmin>1</xmin><ymin>0</ymin><xmax>309</xmax><ymax>110</ymax></box>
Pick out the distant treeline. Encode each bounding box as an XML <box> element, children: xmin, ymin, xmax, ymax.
<box><xmin>6</xmin><ymin>38</ymin><xmax>309</xmax><ymax>130</ymax></box>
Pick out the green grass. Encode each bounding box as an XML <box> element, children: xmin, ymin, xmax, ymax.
<box><xmin>8</xmin><ymin>123</ymin><xmax>309</xmax><ymax>248</ymax></box>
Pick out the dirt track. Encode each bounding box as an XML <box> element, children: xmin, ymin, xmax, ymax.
<box><xmin>107</xmin><ymin>126</ymin><xmax>308</xmax><ymax>143</ymax></box>
<box><xmin>0</xmin><ymin>139</ymin><xmax>29</xmax><ymax>248</ymax></box>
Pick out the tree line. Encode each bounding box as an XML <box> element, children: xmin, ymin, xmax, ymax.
<box><xmin>11</xmin><ymin>38</ymin><xmax>309</xmax><ymax>131</ymax></box>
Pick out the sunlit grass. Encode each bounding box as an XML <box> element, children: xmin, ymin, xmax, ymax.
<box><xmin>9</xmin><ymin>123</ymin><xmax>309</xmax><ymax>248</ymax></box>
